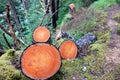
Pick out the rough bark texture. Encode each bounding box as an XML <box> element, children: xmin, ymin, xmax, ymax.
<box><xmin>60</xmin><ymin>31</ymin><xmax>97</xmax><ymax>48</ymax></box>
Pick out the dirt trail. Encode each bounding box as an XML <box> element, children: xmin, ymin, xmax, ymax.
<box><xmin>105</xmin><ymin>4</ymin><xmax>120</xmax><ymax>64</ymax></box>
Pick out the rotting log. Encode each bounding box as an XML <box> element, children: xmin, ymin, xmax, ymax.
<box><xmin>57</xmin><ymin>31</ymin><xmax>97</xmax><ymax>58</ymax></box>
<box><xmin>33</xmin><ymin>26</ymin><xmax>50</xmax><ymax>42</ymax></box>
<box><xmin>20</xmin><ymin>43</ymin><xmax>61</xmax><ymax>80</ymax></box>
<box><xmin>59</xmin><ymin>40</ymin><xmax>78</xmax><ymax>60</ymax></box>
<box><xmin>75</xmin><ymin>33</ymin><xmax>97</xmax><ymax>48</ymax></box>
<box><xmin>57</xmin><ymin>31</ymin><xmax>97</xmax><ymax>48</ymax></box>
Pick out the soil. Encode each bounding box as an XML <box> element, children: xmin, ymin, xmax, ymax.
<box><xmin>105</xmin><ymin>4</ymin><xmax>120</xmax><ymax>64</ymax></box>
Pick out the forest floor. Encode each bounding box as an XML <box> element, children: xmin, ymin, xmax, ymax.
<box><xmin>59</xmin><ymin>4</ymin><xmax>120</xmax><ymax>80</ymax></box>
<box><xmin>105</xmin><ymin>4</ymin><xmax>120</xmax><ymax>66</ymax></box>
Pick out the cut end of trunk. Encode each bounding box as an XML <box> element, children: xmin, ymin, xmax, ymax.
<box><xmin>33</xmin><ymin>26</ymin><xmax>50</xmax><ymax>42</ymax></box>
<box><xmin>20</xmin><ymin>43</ymin><xmax>61</xmax><ymax>80</ymax></box>
<box><xmin>59</xmin><ymin>40</ymin><xmax>78</xmax><ymax>60</ymax></box>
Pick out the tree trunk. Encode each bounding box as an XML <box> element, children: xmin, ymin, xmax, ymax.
<box><xmin>51</xmin><ymin>0</ymin><xmax>57</xmax><ymax>29</ymax></box>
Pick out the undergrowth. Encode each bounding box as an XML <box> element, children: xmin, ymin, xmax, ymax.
<box><xmin>89</xmin><ymin>0</ymin><xmax>116</xmax><ymax>10</ymax></box>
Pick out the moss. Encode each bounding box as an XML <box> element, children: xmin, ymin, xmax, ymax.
<box><xmin>50</xmin><ymin>59</ymin><xmax>84</xmax><ymax>80</ymax></box>
<box><xmin>112</xmin><ymin>12</ymin><xmax>120</xmax><ymax>23</ymax></box>
<box><xmin>0</xmin><ymin>49</ymin><xmax>15</xmax><ymax>60</ymax></box>
<box><xmin>117</xmin><ymin>24</ymin><xmax>120</xmax><ymax>35</ymax></box>
<box><xmin>0</xmin><ymin>49</ymin><xmax>29</xmax><ymax>80</ymax></box>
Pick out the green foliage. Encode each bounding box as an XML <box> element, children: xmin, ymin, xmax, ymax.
<box><xmin>112</xmin><ymin>12</ymin><xmax>120</xmax><ymax>23</ymax></box>
<box><xmin>116</xmin><ymin>0</ymin><xmax>120</xmax><ymax>4</ymax></box>
<box><xmin>57</xmin><ymin>0</ymin><xmax>83</xmax><ymax>25</ymax></box>
<box><xmin>81</xmin><ymin>0</ymin><xmax>98</xmax><ymax>7</ymax></box>
<box><xmin>67</xmin><ymin>8</ymin><xmax>107</xmax><ymax>39</ymax></box>
<box><xmin>89</xmin><ymin>0</ymin><xmax>116</xmax><ymax>9</ymax></box>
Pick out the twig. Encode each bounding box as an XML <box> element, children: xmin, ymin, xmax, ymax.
<box><xmin>6</xmin><ymin>5</ymin><xmax>20</xmax><ymax>50</ymax></box>
<box><xmin>46</xmin><ymin>9</ymin><xmax>58</xmax><ymax>26</ymax></box>
<box><xmin>0</xmin><ymin>24</ymin><xmax>11</xmax><ymax>36</ymax></box>
<box><xmin>39</xmin><ymin>13</ymin><xmax>47</xmax><ymax>26</ymax></box>
<box><xmin>0</xmin><ymin>49</ymin><xmax>6</xmax><ymax>54</ymax></box>
<box><xmin>0</xmin><ymin>24</ymin><xmax>27</xmax><ymax>46</ymax></box>
<box><xmin>2</xmin><ymin>33</ymin><xmax>12</xmax><ymax>49</ymax></box>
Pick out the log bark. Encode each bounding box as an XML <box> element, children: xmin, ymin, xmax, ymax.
<box><xmin>59</xmin><ymin>31</ymin><xmax>97</xmax><ymax>48</ymax></box>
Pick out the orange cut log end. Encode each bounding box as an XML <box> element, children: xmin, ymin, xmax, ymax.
<box><xmin>59</xmin><ymin>40</ymin><xmax>78</xmax><ymax>59</ymax></box>
<box><xmin>69</xmin><ymin>3</ymin><xmax>75</xmax><ymax>10</ymax></box>
<box><xmin>33</xmin><ymin>26</ymin><xmax>50</xmax><ymax>42</ymax></box>
<box><xmin>20</xmin><ymin>43</ymin><xmax>61</xmax><ymax>79</ymax></box>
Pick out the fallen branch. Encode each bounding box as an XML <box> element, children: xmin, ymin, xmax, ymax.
<box><xmin>39</xmin><ymin>13</ymin><xmax>47</xmax><ymax>26</ymax></box>
<box><xmin>0</xmin><ymin>24</ymin><xmax>27</xmax><ymax>46</ymax></box>
<box><xmin>6</xmin><ymin>5</ymin><xmax>20</xmax><ymax>50</ymax></box>
<box><xmin>2</xmin><ymin>33</ymin><xmax>12</xmax><ymax>49</ymax></box>
<box><xmin>59</xmin><ymin>31</ymin><xmax>97</xmax><ymax>48</ymax></box>
<box><xmin>0</xmin><ymin>24</ymin><xmax>11</xmax><ymax>36</ymax></box>
<box><xmin>46</xmin><ymin>9</ymin><xmax>58</xmax><ymax>27</ymax></box>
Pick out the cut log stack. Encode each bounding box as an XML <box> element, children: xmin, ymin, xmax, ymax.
<box><xmin>20</xmin><ymin>26</ymin><xmax>62</xmax><ymax>79</ymax></box>
<box><xmin>20</xmin><ymin>26</ymin><xmax>96</xmax><ymax>79</ymax></box>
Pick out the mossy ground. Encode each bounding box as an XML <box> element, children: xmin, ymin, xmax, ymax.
<box><xmin>0</xmin><ymin>49</ymin><xmax>29</xmax><ymax>80</ymax></box>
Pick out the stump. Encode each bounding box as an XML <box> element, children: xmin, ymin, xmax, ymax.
<box><xmin>20</xmin><ymin>43</ymin><xmax>61</xmax><ymax>79</ymax></box>
<box><xmin>59</xmin><ymin>40</ymin><xmax>78</xmax><ymax>59</ymax></box>
<box><xmin>33</xmin><ymin>26</ymin><xmax>50</xmax><ymax>42</ymax></box>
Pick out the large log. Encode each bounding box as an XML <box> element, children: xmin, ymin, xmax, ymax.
<box><xmin>20</xmin><ymin>43</ymin><xmax>61</xmax><ymax>80</ymax></box>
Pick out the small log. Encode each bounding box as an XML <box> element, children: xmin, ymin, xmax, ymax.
<box><xmin>69</xmin><ymin>4</ymin><xmax>76</xmax><ymax>16</ymax></box>
<box><xmin>33</xmin><ymin>26</ymin><xmax>50</xmax><ymax>42</ymax></box>
<box><xmin>59</xmin><ymin>40</ymin><xmax>78</xmax><ymax>59</ymax></box>
<box><xmin>20</xmin><ymin>43</ymin><xmax>61</xmax><ymax>80</ymax></box>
